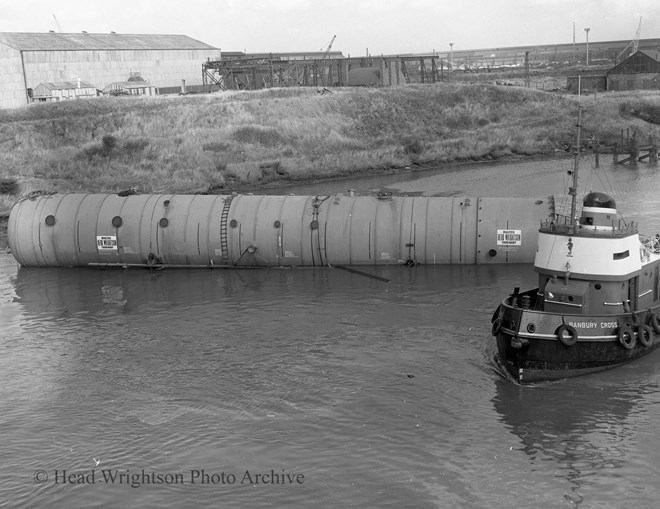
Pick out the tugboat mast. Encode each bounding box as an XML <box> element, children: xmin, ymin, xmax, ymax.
<box><xmin>569</xmin><ymin>78</ymin><xmax>582</xmax><ymax>234</ymax></box>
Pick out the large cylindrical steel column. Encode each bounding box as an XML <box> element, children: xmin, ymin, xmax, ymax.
<box><xmin>8</xmin><ymin>193</ymin><xmax>553</xmax><ymax>267</ymax></box>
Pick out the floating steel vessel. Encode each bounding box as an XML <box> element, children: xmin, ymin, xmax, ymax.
<box><xmin>7</xmin><ymin>192</ymin><xmax>551</xmax><ymax>268</ymax></box>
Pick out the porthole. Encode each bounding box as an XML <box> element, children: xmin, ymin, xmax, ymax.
<box><xmin>159</xmin><ymin>218</ymin><xmax>169</xmax><ymax>227</ymax></box>
<box><xmin>112</xmin><ymin>216</ymin><xmax>123</xmax><ymax>227</ymax></box>
<box><xmin>45</xmin><ymin>215</ymin><xmax>56</xmax><ymax>226</ymax></box>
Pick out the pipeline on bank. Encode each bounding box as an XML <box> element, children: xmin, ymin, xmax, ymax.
<box><xmin>7</xmin><ymin>192</ymin><xmax>554</xmax><ymax>268</ymax></box>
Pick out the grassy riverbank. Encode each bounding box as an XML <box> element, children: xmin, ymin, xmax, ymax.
<box><xmin>1</xmin><ymin>83</ymin><xmax>659</xmax><ymax>216</ymax></box>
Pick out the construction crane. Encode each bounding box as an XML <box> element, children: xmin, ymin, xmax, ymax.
<box><xmin>318</xmin><ymin>35</ymin><xmax>336</xmax><ymax>87</ymax></box>
<box><xmin>52</xmin><ymin>14</ymin><xmax>62</xmax><ymax>32</ymax></box>
<box><xmin>320</xmin><ymin>35</ymin><xmax>336</xmax><ymax>59</ymax></box>
<box><xmin>616</xmin><ymin>17</ymin><xmax>642</xmax><ymax>63</ymax></box>
<box><xmin>631</xmin><ymin>16</ymin><xmax>642</xmax><ymax>54</ymax></box>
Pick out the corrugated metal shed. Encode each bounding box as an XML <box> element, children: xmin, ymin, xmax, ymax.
<box><xmin>608</xmin><ymin>51</ymin><xmax>660</xmax><ymax>75</ymax></box>
<box><xmin>31</xmin><ymin>81</ymin><xmax>98</xmax><ymax>101</ymax></box>
<box><xmin>0</xmin><ymin>32</ymin><xmax>217</xmax><ymax>51</ymax></box>
<box><xmin>607</xmin><ymin>50</ymin><xmax>660</xmax><ymax>91</ymax></box>
<box><xmin>35</xmin><ymin>80</ymin><xmax>96</xmax><ymax>91</ymax></box>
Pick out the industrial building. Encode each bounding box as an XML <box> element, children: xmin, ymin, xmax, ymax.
<box><xmin>0</xmin><ymin>32</ymin><xmax>221</xmax><ymax>109</ymax></box>
<box><xmin>607</xmin><ymin>50</ymin><xmax>660</xmax><ymax>91</ymax></box>
<box><xmin>442</xmin><ymin>38</ymin><xmax>660</xmax><ymax>69</ymax></box>
<box><xmin>567</xmin><ymin>50</ymin><xmax>660</xmax><ymax>93</ymax></box>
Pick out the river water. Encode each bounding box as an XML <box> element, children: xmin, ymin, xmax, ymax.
<box><xmin>2</xmin><ymin>156</ymin><xmax>660</xmax><ymax>508</ymax></box>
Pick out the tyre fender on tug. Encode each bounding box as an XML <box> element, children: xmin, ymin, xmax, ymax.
<box><xmin>648</xmin><ymin>312</ymin><xmax>660</xmax><ymax>335</ymax></box>
<box><xmin>636</xmin><ymin>324</ymin><xmax>654</xmax><ymax>348</ymax></box>
<box><xmin>618</xmin><ymin>325</ymin><xmax>636</xmax><ymax>350</ymax></box>
<box><xmin>556</xmin><ymin>324</ymin><xmax>578</xmax><ymax>346</ymax></box>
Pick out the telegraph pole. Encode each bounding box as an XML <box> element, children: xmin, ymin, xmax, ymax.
<box><xmin>584</xmin><ymin>28</ymin><xmax>590</xmax><ymax>66</ymax></box>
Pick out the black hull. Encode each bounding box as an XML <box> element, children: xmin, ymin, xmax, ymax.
<box><xmin>492</xmin><ymin>293</ymin><xmax>660</xmax><ymax>383</ymax></box>
<box><xmin>496</xmin><ymin>333</ymin><xmax>659</xmax><ymax>382</ymax></box>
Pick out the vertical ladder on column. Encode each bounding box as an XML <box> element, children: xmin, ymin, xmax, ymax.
<box><xmin>219</xmin><ymin>195</ymin><xmax>234</xmax><ymax>264</ymax></box>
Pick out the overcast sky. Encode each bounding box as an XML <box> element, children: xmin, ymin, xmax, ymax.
<box><xmin>2</xmin><ymin>0</ymin><xmax>658</xmax><ymax>56</ymax></box>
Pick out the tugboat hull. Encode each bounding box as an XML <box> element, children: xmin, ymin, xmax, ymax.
<box><xmin>493</xmin><ymin>296</ymin><xmax>660</xmax><ymax>383</ymax></box>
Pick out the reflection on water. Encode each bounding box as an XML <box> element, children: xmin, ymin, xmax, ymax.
<box><xmin>3</xmin><ymin>156</ymin><xmax>660</xmax><ymax>508</ymax></box>
<box><xmin>492</xmin><ymin>365</ymin><xmax>660</xmax><ymax>507</ymax></box>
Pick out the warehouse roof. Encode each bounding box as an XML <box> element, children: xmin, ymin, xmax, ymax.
<box><xmin>36</xmin><ymin>81</ymin><xmax>97</xmax><ymax>90</ymax></box>
<box><xmin>608</xmin><ymin>50</ymin><xmax>660</xmax><ymax>75</ymax></box>
<box><xmin>0</xmin><ymin>32</ymin><xmax>218</xmax><ymax>51</ymax></box>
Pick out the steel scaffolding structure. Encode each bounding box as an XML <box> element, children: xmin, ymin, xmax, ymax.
<box><xmin>201</xmin><ymin>55</ymin><xmax>443</xmax><ymax>91</ymax></box>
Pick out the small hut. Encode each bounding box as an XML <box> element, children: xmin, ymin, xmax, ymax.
<box><xmin>30</xmin><ymin>80</ymin><xmax>98</xmax><ymax>102</ymax></box>
<box><xmin>102</xmin><ymin>72</ymin><xmax>157</xmax><ymax>96</ymax></box>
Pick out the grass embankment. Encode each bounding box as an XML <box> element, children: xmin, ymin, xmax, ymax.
<box><xmin>0</xmin><ymin>83</ymin><xmax>659</xmax><ymax>216</ymax></box>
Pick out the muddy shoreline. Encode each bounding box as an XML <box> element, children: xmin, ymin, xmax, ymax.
<box><xmin>230</xmin><ymin>153</ymin><xmax>547</xmax><ymax>194</ymax></box>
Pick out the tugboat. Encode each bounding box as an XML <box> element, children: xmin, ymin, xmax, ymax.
<box><xmin>492</xmin><ymin>103</ymin><xmax>660</xmax><ymax>383</ymax></box>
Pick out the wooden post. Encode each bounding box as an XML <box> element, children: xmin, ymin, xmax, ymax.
<box><xmin>631</xmin><ymin>132</ymin><xmax>639</xmax><ymax>166</ymax></box>
<box><xmin>613</xmin><ymin>142</ymin><xmax>618</xmax><ymax>164</ymax></box>
<box><xmin>651</xmin><ymin>136</ymin><xmax>658</xmax><ymax>164</ymax></box>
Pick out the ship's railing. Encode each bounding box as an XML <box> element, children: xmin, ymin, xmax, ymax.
<box><xmin>539</xmin><ymin>213</ymin><xmax>637</xmax><ymax>237</ymax></box>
